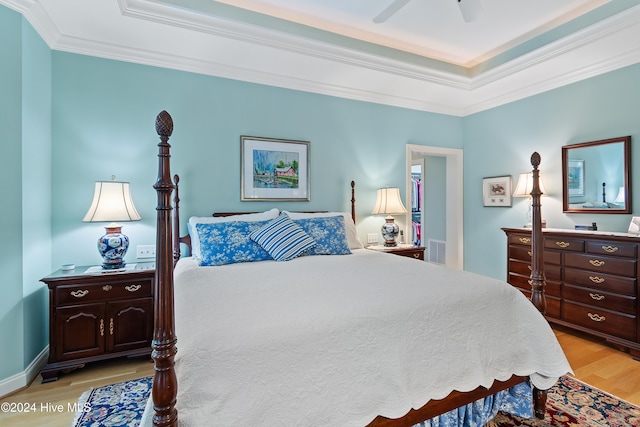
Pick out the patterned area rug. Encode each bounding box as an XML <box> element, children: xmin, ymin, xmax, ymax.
<box><xmin>72</xmin><ymin>376</ymin><xmax>152</xmax><ymax>427</ymax></box>
<box><xmin>488</xmin><ymin>376</ymin><xmax>640</xmax><ymax>426</ymax></box>
<box><xmin>72</xmin><ymin>375</ymin><xmax>639</xmax><ymax>427</ymax></box>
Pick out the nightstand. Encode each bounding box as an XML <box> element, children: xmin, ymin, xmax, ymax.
<box><xmin>367</xmin><ymin>244</ymin><xmax>426</xmax><ymax>260</ymax></box>
<box><xmin>40</xmin><ymin>262</ymin><xmax>155</xmax><ymax>382</ymax></box>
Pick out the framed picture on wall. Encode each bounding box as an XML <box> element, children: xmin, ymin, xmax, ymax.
<box><xmin>241</xmin><ymin>136</ymin><xmax>310</xmax><ymax>201</ymax></box>
<box><xmin>567</xmin><ymin>159</ymin><xmax>585</xmax><ymax>196</ymax></box>
<box><xmin>482</xmin><ymin>175</ymin><xmax>512</xmax><ymax>207</ymax></box>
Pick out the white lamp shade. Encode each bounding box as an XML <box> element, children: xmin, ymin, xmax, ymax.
<box><xmin>513</xmin><ymin>173</ymin><xmax>546</xmax><ymax>197</ymax></box>
<box><xmin>372</xmin><ymin>187</ymin><xmax>408</xmax><ymax>215</ymax></box>
<box><xmin>83</xmin><ymin>181</ymin><xmax>141</xmax><ymax>222</ymax></box>
<box><xmin>614</xmin><ymin>187</ymin><xmax>625</xmax><ymax>203</ymax></box>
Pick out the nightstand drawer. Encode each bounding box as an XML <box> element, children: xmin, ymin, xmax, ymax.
<box><xmin>56</xmin><ymin>278</ymin><xmax>152</xmax><ymax>305</ymax></box>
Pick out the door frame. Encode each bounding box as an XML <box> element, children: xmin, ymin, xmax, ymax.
<box><xmin>406</xmin><ymin>144</ymin><xmax>463</xmax><ymax>270</ymax></box>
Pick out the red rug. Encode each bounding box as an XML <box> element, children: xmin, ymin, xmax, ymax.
<box><xmin>489</xmin><ymin>376</ymin><xmax>640</xmax><ymax>426</ymax></box>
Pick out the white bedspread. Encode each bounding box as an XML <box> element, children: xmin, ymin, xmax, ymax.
<box><xmin>143</xmin><ymin>249</ymin><xmax>571</xmax><ymax>427</ymax></box>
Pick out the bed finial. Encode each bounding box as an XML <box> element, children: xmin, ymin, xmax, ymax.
<box><xmin>530</xmin><ymin>152</ymin><xmax>541</xmax><ymax>169</ymax></box>
<box><xmin>155</xmin><ymin>110</ymin><xmax>174</xmax><ymax>137</ymax></box>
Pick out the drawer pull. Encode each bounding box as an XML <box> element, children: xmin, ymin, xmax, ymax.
<box><xmin>601</xmin><ymin>245</ymin><xmax>618</xmax><ymax>253</ymax></box>
<box><xmin>589</xmin><ymin>293</ymin><xmax>605</xmax><ymax>301</ymax></box>
<box><xmin>527</xmin><ymin>251</ymin><xmax>532</xmax><ymax>257</ymax></box>
<box><xmin>102</xmin><ymin>285</ymin><xmax>112</xmax><ymax>291</ymax></box>
<box><xmin>519</xmin><ymin>237</ymin><xmax>531</xmax><ymax>244</ymax></box>
<box><xmin>589</xmin><ymin>259</ymin><xmax>605</xmax><ymax>267</ymax></box>
<box><xmin>589</xmin><ymin>275</ymin><xmax>605</xmax><ymax>284</ymax></box>
<box><xmin>587</xmin><ymin>313</ymin><xmax>606</xmax><ymax>322</ymax></box>
<box><xmin>412</xmin><ymin>253</ymin><xmax>420</xmax><ymax>259</ymax></box>
<box><xmin>528</xmin><ymin>265</ymin><xmax>532</xmax><ymax>270</ymax></box>
<box><xmin>71</xmin><ymin>289</ymin><xmax>89</xmax><ymax>298</ymax></box>
<box><xmin>100</xmin><ymin>319</ymin><xmax>104</xmax><ymax>336</ymax></box>
<box><xmin>555</xmin><ymin>241</ymin><xmax>570</xmax><ymax>248</ymax></box>
<box><xmin>125</xmin><ymin>284</ymin><xmax>142</xmax><ymax>292</ymax></box>
<box><xmin>110</xmin><ymin>318</ymin><xmax>114</xmax><ymax>335</ymax></box>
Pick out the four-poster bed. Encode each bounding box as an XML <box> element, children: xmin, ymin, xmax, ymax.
<box><xmin>145</xmin><ymin>110</ymin><xmax>569</xmax><ymax>427</ymax></box>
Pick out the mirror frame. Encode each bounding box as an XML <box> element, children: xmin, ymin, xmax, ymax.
<box><xmin>562</xmin><ymin>136</ymin><xmax>632</xmax><ymax>214</ymax></box>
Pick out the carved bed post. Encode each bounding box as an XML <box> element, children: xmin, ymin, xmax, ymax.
<box><xmin>351</xmin><ymin>180</ymin><xmax>356</xmax><ymax>224</ymax></box>
<box><xmin>152</xmin><ymin>111</ymin><xmax>178</xmax><ymax>427</ymax></box>
<box><xmin>528</xmin><ymin>151</ymin><xmax>548</xmax><ymax>419</ymax></box>
<box><xmin>529</xmin><ymin>152</ymin><xmax>546</xmax><ymax>315</ymax></box>
<box><xmin>173</xmin><ymin>174</ymin><xmax>181</xmax><ymax>265</ymax></box>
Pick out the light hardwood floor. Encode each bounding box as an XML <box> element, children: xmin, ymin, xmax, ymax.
<box><xmin>1</xmin><ymin>328</ymin><xmax>638</xmax><ymax>426</ymax></box>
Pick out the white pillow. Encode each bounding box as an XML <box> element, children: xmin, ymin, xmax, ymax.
<box><xmin>188</xmin><ymin>208</ymin><xmax>279</xmax><ymax>259</ymax></box>
<box><xmin>282</xmin><ymin>211</ymin><xmax>363</xmax><ymax>249</ymax></box>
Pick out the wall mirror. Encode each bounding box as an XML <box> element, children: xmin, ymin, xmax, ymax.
<box><xmin>562</xmin><ymin>136</ymin><xmax>631</xmax><ymax>214</ymax></box>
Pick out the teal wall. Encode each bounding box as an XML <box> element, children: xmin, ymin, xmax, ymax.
<box><xmin>0</xmin><ymin>5</ymin><xmax>25</xmax><ymax>383</ymax></box>
<box><xmin>464</xmin><ymin>65</ymin><xmax>640</xmax><ymax>279</ymax></box>
<box><xmin>2</xmin><ymin>2</ymin><xmax>640</xmax><ymax>389</ymax></box>
<box><xmin>0</xmin><ymin>6</ymin><xmax>52</xmax><ymax>383</ymax></box>
<box><xmin>21</xmin><ymin>18</ymin><xmax>52</xmax><ymax>368</ymax></box>
<box><xmin>51</xmin><ymin>52</ymin><xmax>463</xmax><ymax>268</ymax></box>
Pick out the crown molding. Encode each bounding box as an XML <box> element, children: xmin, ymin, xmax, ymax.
<box><xmin>4</xmin><ymin>0</ymin><xmax>640</xmax><ymax>116</ymax></box>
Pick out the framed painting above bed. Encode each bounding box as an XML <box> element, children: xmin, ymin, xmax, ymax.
<box><xmin>241</xmin><ymin>136</ymin><xmax>310</xmax><ymax>201</ymax></box>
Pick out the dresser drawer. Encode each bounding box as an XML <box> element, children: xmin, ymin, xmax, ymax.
<box><xmin>509</xmin><ymin>246</ymin><xmax>561</xmax><ymax>265</ymax></box>
<box><xmin>508</xmin><ymin>234</ymin><xmax>533</xmax><ymax>247</ymax></box>
<box><xmin>564</xmin><ymin>284</ymin><xmax>636</xmax><ymax>315</ymax></box>
<box><xmin>56</xmin><ymin>278</ymin><xmax>153</xmax><ymax>305</ymax></box>
<box><xmin>544</xmin><ymin>237</ymin><xmax>584</xmax><ymax>252</ymax></box>
<box><xmin>508</xmin><ymin>273</ymin><xmax>561</xmax><ymax>297</ymax></box>
<box><xmin>564</xmin><ymin>253</ymin><xmax>637</xmax><ymax>277</ymax></box>
<box><xmin>563</xmin><ymin>268</ymin><xmax>636</xmax><ymax>296</ymax></box>
<box><xmin>587</xmin><ymin>241</ymin><xmax>637</xmax><ymax>258</ymax></box>
<box><xmin>563</xmin><ymin>301</ymin><xmax>635</xmax><ymax>341</ymax></box>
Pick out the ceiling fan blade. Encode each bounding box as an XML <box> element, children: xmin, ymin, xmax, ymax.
<box><xmin>458</xmin><ymin>0</ymin><xmax>483</xmax><ymax>23</ymax></box>
<box><xmin>373</xmin><ymin>0</ymin><xmax>411</xmax><ymax>24</ymax></box>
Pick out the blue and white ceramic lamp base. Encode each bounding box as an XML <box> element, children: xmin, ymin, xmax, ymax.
<box><xmin>97</xmin><ymin>224</ymin><xmax>130</xmax><ymax>269</ymax></box>
<box><xmin>381</xmin><ymin>217</ymin><xmax>400</xmax><ymax>247</ymax></box>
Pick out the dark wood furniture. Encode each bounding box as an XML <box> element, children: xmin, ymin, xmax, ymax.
<box><xmin>149</xmin><ymin>110</ymin><xmax>548</xmax><ymax>427</ymax></box>
<box><xmin>40</xmin><ymin>263</ymin><xmax>155</xmax><ymax>382</ymax></box>
<box><xmin>367</xmin><ymin>244</ymin><xmax>426</xmax><ymax>260</ymax></box>
<box><xmin>503</xmin><ymin>227</ymin><xmax>640</xmax><ymax>360</ymax></box>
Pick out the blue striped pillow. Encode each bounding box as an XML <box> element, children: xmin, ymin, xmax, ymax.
<box><xmin>249</xmin><ymin>213</ymin><xmax>316</xmax><ymax>261</ymax></box>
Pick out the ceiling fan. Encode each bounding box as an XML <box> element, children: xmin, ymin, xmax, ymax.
<box><xmin>373</xmin><ymin>0</ymin><xmax>483</xmax><ymax>24</ymax></box>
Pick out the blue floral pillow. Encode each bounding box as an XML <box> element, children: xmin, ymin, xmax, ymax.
<box><xmin>294</xmin><ymin>216</ymin><xmax>351</xmax><ymax>255</ymax></box>
<box><xmin>249</xmin><ymin>213</ymin><xmax>316</xmax><ymax>261</ymax></box>
<box><xmin>196</xmin><ymin>220</ymin><xmax>272</xmax><ymax>266</ymax></box>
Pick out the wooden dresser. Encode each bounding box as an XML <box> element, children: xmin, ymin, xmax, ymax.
<box><xmin>40</xmin><ymin>263</ymin><xmax>155</xmax><ymax>382</ymax></box>
<box><xmin>503</xmin><ymin>227</ymin><xmax>639</xmax><ymax>360</ymax></box>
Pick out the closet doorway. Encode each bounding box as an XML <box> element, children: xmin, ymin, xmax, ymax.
<box><xmin>405</xmin><ymin>145</ymin><xmax>463</xmax><ymax>270</ymax></box>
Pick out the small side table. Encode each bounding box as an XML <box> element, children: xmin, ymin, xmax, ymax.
<box><xmin>40</xmin><ymin>262</ymin><xmax>155</xmax><ymax>382</ymax></box>
<box><xmin>367</xmin><ymin>244</ymin><xmax>425</xmax><ymax>260</ymax></box>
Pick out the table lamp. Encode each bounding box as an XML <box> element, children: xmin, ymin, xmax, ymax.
<box><xmin>83</xmin><ymin>178</ymin><xmax>141</xmax><ymax>269</ymax></box>
<box><xmin>513</xmin><ymin>172</ymin><xmax>546</xmax><ymax>228</ymax></box>
<box><xmin>372</xmin><ymin>187</ymin><xmax>408</xmax><ymax>247</ymax></box>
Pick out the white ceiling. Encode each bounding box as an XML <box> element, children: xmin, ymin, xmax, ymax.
<box><xmin>5</xmin><ymin>0</ymin><xmax>640</xmax><ymax>116</ymax></box>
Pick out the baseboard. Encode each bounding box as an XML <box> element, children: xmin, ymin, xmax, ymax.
<box><xmin>0</xmin><ymin>346</ymin><xmax>48</xmax><ymax>398</ymax></box>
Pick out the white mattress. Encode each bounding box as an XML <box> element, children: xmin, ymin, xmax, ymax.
<box><xmin>142</xmin><ymin>249</ymin><xmax>571</xmax><ymax>426</ymax></box>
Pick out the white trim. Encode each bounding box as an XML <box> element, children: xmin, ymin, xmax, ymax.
<box><xmin>0</xmin><ymin>346</ymin><xmax>48</xmax><ymax>398</ymax></box>
<box><xmin>406</xmin><ymin>145</ymin><xmax>463</xmax><ymax>270</ymax></box>
<box><xmin>3</xmin><ymin>0</ymin><xmax>640</xmax><ymax>116</ymax></box>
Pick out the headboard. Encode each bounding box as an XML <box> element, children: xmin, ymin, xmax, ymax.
<box><xmin>172</xmin><ymin>178</ymin><xmax>357</xmax><ymax>263</ymax></box>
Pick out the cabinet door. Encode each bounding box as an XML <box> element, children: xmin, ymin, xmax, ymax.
<box><xmin>55</xmin><ymin>303</ymin><xmax>106</xmax><ymax>361</ymax></box>
<box><xmin>106</xmin><ymin>298</ymin><xmax>153</xmax><ymax>353</ymax></box>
